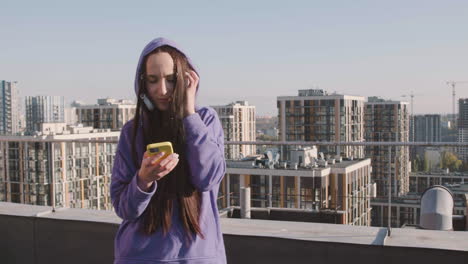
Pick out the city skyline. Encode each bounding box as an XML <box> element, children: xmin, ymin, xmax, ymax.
<box><xmin>5</xmin><ymin>89</ymin><xmax>465</xmax><ymax>119</ymax></box>
<box><xmin>1</xmin><ymin>1</ymin><xmax>468</xmax><ymax>116</ymax></box>
<box><xmin>1</xmin><ymin>2</ymin><xmax>468</xmax><ymax>259</ymax></box>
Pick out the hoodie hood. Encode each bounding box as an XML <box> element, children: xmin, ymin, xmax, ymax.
<box><xmin>134</xmin><ymin>37</ymin><xmax>199</xmax><ymax>97</ymax></box>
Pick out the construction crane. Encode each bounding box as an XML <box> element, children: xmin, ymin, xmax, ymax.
<box><xmin>401</xmin><ymin>91</ymin><xmax>421</xmax><ymax>141</ymax></box>
<box><xmin>446</xmin><ymin>81</ymin><xmax>468</xmax><ymax>123</ymax></box>
<box><xmin>401</xmin><ymin>91</ymin><xmax>416</xmax><ymax>117</ymax></box>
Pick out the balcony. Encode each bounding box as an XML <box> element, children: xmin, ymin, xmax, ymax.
<box><xmin>1</xmin><ymin>202</ymin><xmax>467</xmax><ymax>264</ymax></box>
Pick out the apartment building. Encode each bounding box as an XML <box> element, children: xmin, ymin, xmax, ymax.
<box><xmin>411</xmin><ymin>114</ymin><xmax>441</xmax><ymax>142</ymax></box>
<box><xmin>0</xmin><ymin>123</ymin><xmax>119</xmax><ymax>210</ymax></box>
<box><xmin>219</xmin><ymin>147</ymin><xmax>373</xmax><ymax>226</ymax></box>
<box><xmin>74</xmin><ymin>98</ymin><xmax>136</xmax><ymax>130</ymax></box>
<box><xmin>25</xmin><ymin>96</ymin><xmax>65</xmax><ymax>134</ymax></box>
<box><xmin>458</xmin><ymin>98</ymin><xmax>468</xmax><ymax>161</ymax></box>
<box><xmin>277</xmin><ymin>89</ymin><xmax>365</xmax><ymax>160</ymax></box>
<box><xmin>365</xmin><ymin>97</ymin><xmax>410</xmax><ymax>197</ymax></box>
<box><xmin>0</xmin><ymin>80</ymin><xmax>21</xmax><ymax>135</ymax></box>
<box><xmin>212</xmin><ymin>101</ymin><xmax>256</xmax><ymax>159</ymax></box>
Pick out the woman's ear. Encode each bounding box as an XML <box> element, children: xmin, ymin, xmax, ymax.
<box><xmin>140</xmin><ymin>94</ymin><xmax>155</xmax><ymax>111</ymax></box>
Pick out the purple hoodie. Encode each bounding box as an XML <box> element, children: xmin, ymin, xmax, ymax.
<box><xmin>110</xmin><ymin>37</ymin><xmax>227</xmax><ymax>264</ymax></box>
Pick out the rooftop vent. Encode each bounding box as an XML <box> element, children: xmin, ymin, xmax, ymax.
<box><xmin>419</xmin><ymin>185</ymin><xmax>453</xmax><ymax>231</ymax></box>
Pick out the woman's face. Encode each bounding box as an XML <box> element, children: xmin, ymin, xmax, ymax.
<box><xmin>144</xmin><ymin>52</ymin><xmax>176</xmax><ymax>111</ymax></box>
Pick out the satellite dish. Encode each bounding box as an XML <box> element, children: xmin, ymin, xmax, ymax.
<box><xmin>319</xmin><ymin>152</ymin><xmax>324</xmax><ymax>160</ymax></box>
<box><xmin>266</xmin><ymin>151</ymin><xmax>273</xmax><ymax>161</ymax></box>
<box><xmin>274</xmin><ymin>153</ymin><xmax>280</xmax><ymax>162</ymax></box>
<box><xmin>268</xmin><ymin>160</ymin><xmax>274</xmax><ymax>169</ymax></box>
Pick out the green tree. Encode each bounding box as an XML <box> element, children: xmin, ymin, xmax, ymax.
<box><xmin>256</xmin><ymin>134</ymin><xmax>279</xmax><ymax>141</ymax></box>
<box><xmin>441</xmin><ymin>152</ymin><xmax>462</xmax><ymax>172</ymax></box>
<box><xmin>462</xmin><ymin>161</ymin><xmax>468</xmax><ymax>172</ymax></box>
<box><xmin>423</xmin><ymin>157</ymin><xmax>430</xmax><ymax>172</ymax></box>
<box><xmin>412</xmin><ymin>155</ymin><xmax>420</xmax><ymax>172</ymax></box>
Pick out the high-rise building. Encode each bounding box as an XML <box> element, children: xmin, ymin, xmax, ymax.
<box><xmin>25</xmin><ymin>96</ymin><xmax>65</xmax><ymax>134</ymax></box>
<box><xmin>0</xmin><ymin>80</ymin><xmax>20</xmax><ymax>135</ymax></box>
<box><xmin>277</xmin><ymin>89</ymin><xmax>365</xmax><ymax>160</ymax></box>
<box><xmin>64</xmin><ymin>106</ymin><xmax>78</xmax><ymax>125</ymax></box>
<box><xmin>74</xmin><ymin>98</ymin><xmax>136</xmax><ymax>130</ymax></box>
<box><xmin>458</xmin><ymin>98</ymin><xmax>468</xmax><ymax>161</ymax></box>
<box><xmin>18</xmin><ymin>99</ymin><xmax>26</xmax><ymax>134</ymax></box>
<box><xmin>411</xmin><ymin>115</ymin><xmax>441</xmax><ymax>142</ymax></box>
<box><xmin>365</xmin><ymin>96</ymin><xmax>410</xmax><ymax>197</ymax></box>
<box><xmin>410</xmin><ymin>114</ymin><xmax>441</xmax><ymax>159</ymax></box>
<box><xmin>212</xmin><ymin>101</ymin><xmax>256</xmax><ymax>159</ymax></box>
<box><xmin>0</xmin><ymin>124</ymin><xmax>119</xmax><ymax>210</ymax></box>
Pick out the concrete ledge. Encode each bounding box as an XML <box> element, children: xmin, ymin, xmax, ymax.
<box><xmin>39</xmin><ymin>206</ymin><xmax>122</xmax><ymax>224</ymax></box>
<box><xmin>0</xmin><ymin>202</ymin><xmax>53</xmax><ymax>217</ymax></box>
<box><xmin>385</xmin><ymin>227</ymin><xmax>468</xmax><ymax>251</ymax></box>
<box><xmin>1</xmin><ymin>202</ymin><xmax>467</xmax><ymax>264</ymax></box>
<box><xmin>221</xmin><ymin>218</ymin><xmax>387</xmax><ymax>246</ymax></box>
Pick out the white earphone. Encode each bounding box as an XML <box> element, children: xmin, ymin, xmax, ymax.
<box><xmin>140</xmin><ymin>94</ymin><xmax>155</xmax><ymax>111</ymax></box>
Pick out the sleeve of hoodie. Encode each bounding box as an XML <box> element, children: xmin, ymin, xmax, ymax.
<box><xmin>110</xmin><ymin>120</ymin><xmax>157</xmax><ymax>221</ymax></box>
<box><xmin>183</xmin><ymin>107</ymin><xmax>226</xmax><ymax>192</ymax></box>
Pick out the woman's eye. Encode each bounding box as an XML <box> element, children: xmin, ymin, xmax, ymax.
<box><xmin>146</xmin><ymin>76</ymin><xmax>158</xmax><ymax>83</ymax></box>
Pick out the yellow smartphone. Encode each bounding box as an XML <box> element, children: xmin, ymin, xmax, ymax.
<box><xmin>146</xmin><ymin>142</ymin><xmax>174</xmax><ymax>163</ymax></box>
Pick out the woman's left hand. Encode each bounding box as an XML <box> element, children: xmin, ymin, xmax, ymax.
<box><xmin>184</xmin><ymin>70</ymin><xmax>198</xmax><ymax>117</ymax></box>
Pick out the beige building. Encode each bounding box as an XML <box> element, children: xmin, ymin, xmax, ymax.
<box><xmin>64</xmin><ymin>106</ymin><xmax>78</xmax><ymax>125</ymax></box>
<box><xmin>74</xmin><ymin>98</ymin><xmax>136</xmax><ymax>130</ymax></box>
<box><xmin>277</xmin><ymin>89</ymin><xmax>365</xmax><ymax>160</ymax></box>
<box><xmin>0</xmin><ymin>123</ymin><xmax>119</xmax><ymax>210</ymax></box>
<box><xmin>212</xmin><ymin>101</ymin><xmax>256</xmax><ymax>159</ymax></box>
<box><xmin>365</xmin><ymin>97</ymin><xmax>410</xmax><ymax>197</ymax></box>
<box><xmin>218</xmin><ymin>147</ymin><xmax>373</xmax><ymax>226</ymax></box>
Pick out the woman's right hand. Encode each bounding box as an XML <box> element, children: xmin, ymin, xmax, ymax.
<box><xmin>137</xmin><ymin>152</ymin><xmax>180</xmax><ymax>191</ymax></box>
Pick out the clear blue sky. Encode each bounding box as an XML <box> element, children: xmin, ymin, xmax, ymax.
<box><xmin>1</xmin><ymin>0</ymin><xmax>468</xmax><ymax>116</ymax></box>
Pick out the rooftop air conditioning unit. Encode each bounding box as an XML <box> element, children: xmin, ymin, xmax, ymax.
<box><xmin>317</xmin><ymin>160</ymin><xmax>328</xmax><ymax>167</ymax></box>
<box><xmin>335</xmin><ymin>155</ymin><xmax>342</xmax><ymax>163</ymax></box>
<box><xmin>281</xmin><ymin>162</ymin><xmax>287</xmax><ymax>169</ymax></box>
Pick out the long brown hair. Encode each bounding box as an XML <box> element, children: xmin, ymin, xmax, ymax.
<box><xmin>131</xmin><ymin>45</ymin><xmax>204</xmax><ymax>244</ymax></box>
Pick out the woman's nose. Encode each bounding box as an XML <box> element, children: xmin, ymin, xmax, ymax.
<box><xmin>156</xmin><ymin>80</ymin><xmax>168</xmax><ymax>96</ymax></box>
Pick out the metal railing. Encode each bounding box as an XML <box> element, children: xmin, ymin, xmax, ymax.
<box><xmin>223</xmin><ymin>140</ymin><xmax>468</xmax><ymax>235</ymax></box>
<box><xmin>1</xmin><ymin>137</ymin><xmax>467</xmax><ymax>235</ymax></box>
